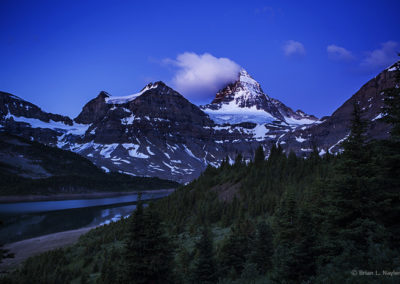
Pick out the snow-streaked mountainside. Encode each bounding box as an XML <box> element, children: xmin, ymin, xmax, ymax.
<box><xmin>277</xmin><ymin>60</ymin><xmax>400</xmax><ymax>155</ymax></box>
<box><xmin>200</xmin><ymin>69</ymin><xmax>318</xmax><ymax>125</ymax></box>
<box><xmin>0</xmin><ymin>61</ymin><xmax>398</xmax><ymax>182</ymax></box>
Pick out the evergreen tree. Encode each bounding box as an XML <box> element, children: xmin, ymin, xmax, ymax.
<box><xmin>80</xmin><ymin>272</ymin><xmax>89</xmax><ymax>284</ymax></box>
<box><xmin>271</xmin><ymin>188</ymin><xmax>298</xmax><ymax>282</ymax></box>
<box><xmin>192</xmin><ymin>226</ymin><xmax>218</xmax><ymax>283</ymax></box>
<box><xmin>218</xmin><ymin>220</ymin><xmax>254</xmax><ymax>279</ymax></box>
<box><xmin>125</xmin><ymin>199</ymin><xmax>174</xmax><ymax>283</ymax></box>
<box><xmin>309</xmin><ymin>143</ymin><xmax>322</xmax><ymax>167</ymax></box>
<box><xmin>343</xmin><ymin>102</ymin><xmax>369</xmax><ymax>162</ymax></box>
<box><xmin>125</xmin><ymin>195</ymin><xmax>147</xmax><ymax>282</ymax></box>
<box><xmin>381</xmin><ymin>60</ymin><xmax>400</xmax><ymax>140</ymax></box>
<box><xmin>234</xmin><ymin>153</ymin><xmax>243</xmax><ymax>167</ymax></box>
<box><xmin>273</xmin><ymin>188</ymin><xmax>297</xmax><ymax>243</ymax></box>
<box><xmin>249</xmin><ymin>221</ymin><xmax>273</xmax><ymax>274</ymax></box>
<box><xmin>328</xmin><ymin>102</ymin><xmax>374</xmax><ymax>226</ymax></box>
<box><xmin>254</xmin><ymin>145</ymin><xmax>265</xmax><ymax>165</ymax></box>
<box><xmin>272</xmin><ymin>189</ymin><xmax>318</xmax><ymax>282</ymax></box>
<box><xmin>287</xmin><ymin>150</ymin><xmax>298</xmax><ymax>169</ymax></box>
<box><xmin>219</xmin><ymin>156</ymin><xmax>229</xmax><ymax>170</ymax></box>
<box><xmin>318</xmin><ymin>102</ymin><xmax>387</xmax><ymax>276</ymax></box>
<box><xmin>240</xmin><ymin>261</ymin><xmax>260</xmax><ymax>282</ymax></box>
<box><xmin>176</xmin><ymin>247</ymin><xmax>193</xmax><ymax>284</ymax></box>
<box><xmin>291</xmin><ymin>208</ymin><xmax>317</xmax><ymax>281</ymax></box>
<box><xmin>375</xmin><ymin>61</ymin><xmax>400</xmax><ymax>248</ymax></box>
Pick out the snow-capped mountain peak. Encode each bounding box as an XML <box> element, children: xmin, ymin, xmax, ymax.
<box><xmin>200</xmin><ymin>69</ymin><xmax>317</xmax><ymax>125</ymax></box>
<box><xmin>234</xmin><ymin>68</ymin><xmax>270</xmax><ymax>107</ymax></box>
<box><xmin>200</xmin><ymin>69</ymin><xmax>276</xmax><ymax>121</ymax></box>
<box><xmin>238</xmin><ymin>69</ymin><xmax>261</xmax><ymax>89</ymax></box>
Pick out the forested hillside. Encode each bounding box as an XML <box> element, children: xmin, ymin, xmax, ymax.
<box><xmin>3</xmin><ymin>69</ymin><xmax>400</xmax><ymax>284</ymax></box>
<box><xmin>0</xmin><ymin>133</ymin><xmax>179</xmax><ymax>195</ymax></box>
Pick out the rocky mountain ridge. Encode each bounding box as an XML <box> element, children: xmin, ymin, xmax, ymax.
<box><xmin>278</xmin><ymin>61</ymin><xmax>399</xmax><ymax>155</ymax></box>
<box><xmin>1</xmin><ymin>62</ymin><xmax>398</xmax><ymax>182</ymax></box>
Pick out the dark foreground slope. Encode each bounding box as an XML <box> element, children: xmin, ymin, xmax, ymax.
<box><xmin>6</xmin><ymin>126</ymin><xmax>400</xmax><ymax>283</ymax></box>
<box><xmin>4</xmin><ymin>132</ymin><xmax>400</xmax><ymax>282</ymax></box>
<box><xmin>0</xmin><ymin>133</ymin><xmax>179</xmax><ymax>195</ymax></box>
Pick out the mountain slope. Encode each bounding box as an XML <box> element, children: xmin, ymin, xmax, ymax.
<box><xmin>63</xmin><ymin>81</ymin><xmax>224</xmax><ymax>183</ymax></box>
<box><xmin>0</xmin><ymin>85</ymin><xmax>228</xmax><ymax>183</ymax></box>
<box><xmin>278</xmin><ymin>60</ymin><xmax>399</xmax><ymax>155</ymax></box>
<box><xmin>0</xmin><ymin>133</ymin><xmax>179</xmax><ymax>195</ymax></box>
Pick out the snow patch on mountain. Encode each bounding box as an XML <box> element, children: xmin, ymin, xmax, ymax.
<box><xmin>328</xmin><ymin>133</ymin><xmax>350</xmax><ymax>154</ymax></box>
<box><xmin>122</xmin><ymin>143</ymin><xmax>149</xmax><ymax>159</ymax></box>
<box><xmin>99</xmin><ymin>144</ymin><xmax>119</xmax><ymax>159</ymax></box>
<box><xmin>284</xmin><ymin>116</ymin><xmax>317</xmax><ymax>125</ymax></box>
<box><xmin>182</xmin><ymin>144</ymin><xmax>201</xmax><ymax>161</ymax></box>
<box><xmin>253</xmin><ymin>124</ymin><xmax>269</xmax><ymax>141</ymax></box>
<box><xmin>372</xmin><ymin>113</ymin><xmax>384</xmax><ymax>121</ymax></box>
<box><xmin>204</xmin><ymin>102</ymin><xmax>276</xmax><ymax>124</ymax></box>
<box><xmin>4</xmin><ymin>113</ymin><xmax>89</xmax><ymax>135</ymax></box>
<box><xmin>121</xmin><ymin>115</ymin><xmax>136</xmax><ymax>125</ymax></box>
<box><xmin>105</xmin><ymin>83</ymin><xmax>158</xmax><ymax>104</ymax></box>
<box><xmin>295</xmin><ymin>136</ymin><xmax>307</xmax><ymax>143</ymax></box>
<box><xmin>146</xmin><ymin>146</ymin><xmax>155</xmax><ymax>155</ymax></box>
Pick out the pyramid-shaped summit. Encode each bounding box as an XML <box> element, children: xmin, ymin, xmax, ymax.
<box><xmin>200</xmin><ymin>69</ymin><xmax>317</xmax><ymax>125</ymax></box>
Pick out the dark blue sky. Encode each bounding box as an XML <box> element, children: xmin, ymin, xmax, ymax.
<box><xmin>1</xmin><ymin>0</ymin><xmax>399</xmax><ymax>118</ymax></box>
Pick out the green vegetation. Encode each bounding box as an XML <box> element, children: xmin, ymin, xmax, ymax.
<box><xmin>2</xmin><ymin>65</ymin><xmax>400</xmax><ymax>284</ymax></box>
<box><xmin>124</xmin><ymin>197</ymin><xmax>174</xmax><ymax>283</ymax></box>
<box><xmin>0</xmin><ymin>133</ymin><xmax>179</xmax><ymax>195</ymax></box>
<box><xmin>192</xmin><ymin>226</ymin><xmax>218</xmax><ymax>283</ymax></box>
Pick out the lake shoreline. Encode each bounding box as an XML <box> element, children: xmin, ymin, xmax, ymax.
<box><xmin>0</xmin><ymin>226</ymin><xmax>97</xmax><ymax>273</ymax></box>
<box><xmin>0</xmin><ymin>188</ymin><xmax>175</xmax><ymax>203</ymax></box>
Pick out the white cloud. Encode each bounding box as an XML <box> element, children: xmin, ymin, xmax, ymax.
<box><xmin>164</xmin><ymin>52</ymin><xmax>241</xmax><ymax>101</ymax></box>
<box><xmin>327</xmin><ymin>44</ymin><xmax>354</xmax><ymax>61</ymax></box>
<box><xmin>361</xmin><ymin>41</ymin><xmax>399</xmax><ymax>70</ymax></box>
<box><xmin>283</xmin><ymin>40</ymin><xmax>306</xmax><ymax>57</ymax></box>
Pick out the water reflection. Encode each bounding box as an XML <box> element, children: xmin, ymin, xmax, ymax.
<box><xmin>0</xmin><ymin>192</ymin><xmax>166</xmax><ymax>214</ymax></box>
<box><xmin>0</xmin><ymin>191</ymin><xmax>171</xmax><ymax>244</ymax></box>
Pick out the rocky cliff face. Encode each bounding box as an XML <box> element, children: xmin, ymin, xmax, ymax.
<box><xmin>63</xmin><ymin>82</ymin><xmax>228</xmax><ymax>183</ymax></box>
<box><xmin>200</xmin><ymin>69</ymin><xmax>318</xmax><ymax>125</ymax></box>
<box><xmin>0</xmin><ymin>91</ymin><xmax>76</xmax><ymax>145</ymax></box>
<box><xmin>74</xmin><ymin>91</ymin><xmax>111</xmax><ymax>124</ymax></box>
<box><xmin>0</xmin><ymin>62</ymin><xmax>397</xmax><ymax>182</ymax></box>
<box><xmin>277</xmin><ymin>61</ymin><xmax>399</xmax><ymax>155</ymax></box>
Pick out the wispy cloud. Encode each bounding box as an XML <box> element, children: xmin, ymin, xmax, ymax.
<box><xmin>283</xmin><ymin>40</ymin><xmax>306</xmax><ymax>57</ymax></box>
<box><xmin>361</xmin><ymin>41</ymin><xmax>399</xmax><ymax>70</ymax></box>
<box><xmin>163</xmin><ymin>52</ymin><xmax>241</xmax><ymax>101</ymax></box>
<box><xmin>327</xmin><ymin>44</ymin><xmax>354</xmax><ymax>61</ymax></box>
<box><xmin>255</xmin><ymin>6</ymin><xmax>274</xmax><ymax>16</ymax></box>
